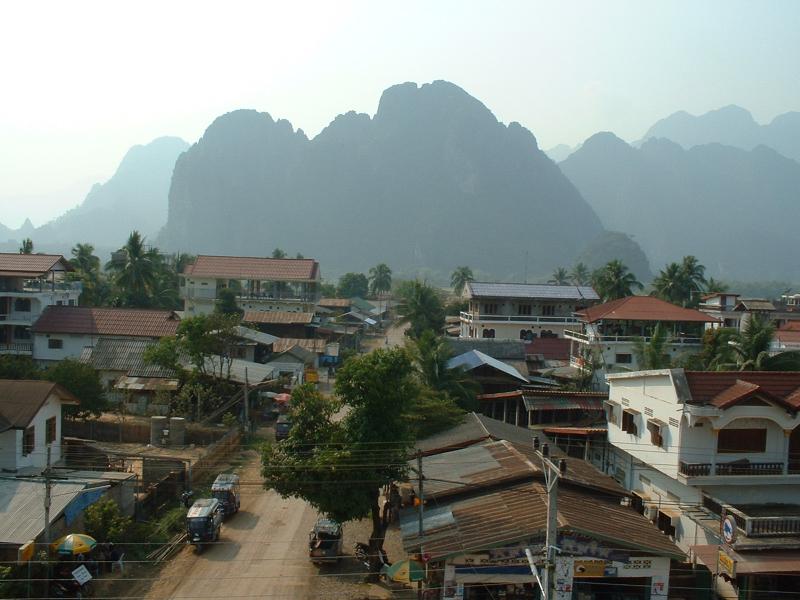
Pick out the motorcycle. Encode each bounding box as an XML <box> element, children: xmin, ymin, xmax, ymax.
<box><xmin>353</xmin><ymin>542</ymin><xmax>389</xmax><ymax>568</ymax></box>
<box><xmin>50</xmin><ymin>578</ymin><xmax>94</xmax><ymax>598</ymax></box>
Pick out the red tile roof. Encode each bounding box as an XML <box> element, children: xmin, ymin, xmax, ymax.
<box><xmin>0</xmin><ymin>253</ymin><xmax>73</xmax><ymax>277</ymax></box>
<box><xmin>184</xmin><ymin>255</ymin><xmax>319</xmax><ymax>281</ymax></box>
<box><xmin>577</xmin><ymin>296</ymin><xmax>718</xmax><ymax>324</ymax></box>
<box><xmin>685</xmin><ymin>371</ymin><xmax>800</xmax><ymax>410</ymax></box>
<box><xmin>525</xmin><ymin>337</ymin><xmax>571</xmax><ymax>361</ymax></box>
<box><xmin>242</xmin><ymin>310</ymin><xmax>314</xmax><ymax>325</ymax></box>
<box><xmin>317</xmin><ymin>298</ymin><xmax>351</xmax><ymax>308</ymax></box>
<box><xmin>32</xmin><ymin>306</ymin><xmax>180</xmax><ymax>338</ymax></box>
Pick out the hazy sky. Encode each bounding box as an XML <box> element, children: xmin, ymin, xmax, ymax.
<box><xmin>2</xmin><ymin>0</ymin><xmax>799</xmax><ymax>228</ymax></box>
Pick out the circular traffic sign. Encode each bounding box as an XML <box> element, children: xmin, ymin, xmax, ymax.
<box><xmin>722</xmin><ymin>515</ymin><xmax>737</xmax><ymax>544</ymax></box>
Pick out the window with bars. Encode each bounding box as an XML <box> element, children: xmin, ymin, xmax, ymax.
<box><xmin>718</xmin><ymin>428</ymin><xmax>767</xmax><ymax>453</ymax></box>
<box><xmin>647</xmin><ymin>420</ymin><xmax>664</xmax><ymax>448</ymax></box>
<box><xmin>622</xmin><ymin>409</ymin><xmax>639</xmax><ymax>435</ymax></box>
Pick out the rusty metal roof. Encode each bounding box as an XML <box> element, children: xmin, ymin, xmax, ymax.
<box><xmin>273</xmin><ymin>337</ymin><xmax>327</xmax><ymax>354</ymax></box>
<box><xmin>242</xmin><ymin>310</ymin><xmax>314</xmax><ymax>325</ymax></box>
<box><xmin>185</xmin><ymin>255</ymin><xmax>319</xmax><ymax>281</ymax></box>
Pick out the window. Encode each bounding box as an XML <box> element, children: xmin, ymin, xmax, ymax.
<box><xmin>482</xmin><ymin>328</ymin><xmax>496</xmax><ymax>339</ymax></box>
<box><xmin>14</xmin><ymin>326</ymin><xmax>31</xmax><ymax>340</ymax></box>
<box><xmin>622</xmin><ymin>409</ymin><xmax>639</xmax><ymax>435</ymax></box>
<box><xmin>615</xmin><ymin>353</ymin><xmax>633</xmax><ymax>364</ymax></box>
<box><xmin>647</xmin><ymin>419</ymin><xmax>665</xmax><ymax>447</ymax></box>
<box><xmin>46</xmin><ymin>417</ymin><xmax>56</xmax><ymax>444</ymax></box>
<box><xmin>483</xmin><ymin>303</ymin><xmax>498</xmax><ymax>315</ymax></box>
<box><xmin>605</xmin><ymin>401</ymin><xmax>619</xmax><ymax>425</ymax></box>
<box><xmin>48</xmin><ymin>338</ymin><xmax>63</xmax><ymax>349</ymax></box>
<box><xmin>541</xmin><ymin>305</ymin><xmax>555</xmax><ymax>316</ymax></box>
<box><xmin>718</xmin><ymin>428</ymin><xmax>767</xmax><ymax>453</ymax></box>
<box><xmin>518</xmin><ymin>304</ymin><xmax>532</xmax><ymax>316</ymax></box>
<box><xmin>22</xmin><ymin>426</ymin><xmax>35</xmax><ymax>456</ymax></box>
<box><xmin>68</xmin><ymin>299</ymin><xmax>75</xmax><ymax>306</ymax></box>
<box><xmin>14</xmin><ymin>298</ymin><xmax>31</xmax><ymax>312</ymax></box>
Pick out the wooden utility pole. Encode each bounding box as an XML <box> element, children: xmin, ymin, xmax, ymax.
<box><xmin>43</xmin><ymin>445</ymin><xmax>53</xmax><ymax>584</ymax></box>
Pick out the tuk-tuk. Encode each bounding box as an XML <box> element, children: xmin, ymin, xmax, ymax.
<box><xmin>212</xmin><ymin>473</ymin><xmax>241</xmax><ymax>516</ymax></box>
<box><xmin>308</xmin><ymin>518</ymin><xmax>343</xmax><ymax>564</ymax></box>
<box><xmin>186</xmin><ymin>498</ymin><xmax>223</xmax><ymax>552</ymax></box>
<box><xmin>275</xmin><ymin>415</ymin><xmax>292</xmax><ymax>441</ymax></box>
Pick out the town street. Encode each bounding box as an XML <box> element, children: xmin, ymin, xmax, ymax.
<box><xmin>145</xmin><ymin>452</ymin><xmax>320</xmax><ymax>600</ymax></box>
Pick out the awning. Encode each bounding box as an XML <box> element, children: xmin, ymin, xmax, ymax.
<box><xmin>543</xmin><ymin>427</ymin><xmax>607</xmax><ymax>436</ymax></box>
<box><xmin>623</xmin><ymin>407</ymin><xmax>641</xmax><ymax>415</ymax></box>
<box><xmin>647</xmin><ymin>418</ymin><xmax>667</xmax><ymax>428</ymax></box>
<box><xmin>692</xmin><ymin>545</ymin><xmax>800</xmax><ymax>575</ymax></box>
<box><xmin>523</xmin><ymin>397</ymin><xmax>603</xmax><ymax>411</ymax></box>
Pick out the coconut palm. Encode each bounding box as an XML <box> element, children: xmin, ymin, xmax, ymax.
<box><xmin>397</xmin><ymin>281</ymin><xmax>445</xmax><ymax>339</ymax></box>
<box><xmin>549</xmin><ymin>267</ymin><xmax>570</xmax><ymax>286</ymax></box>
<box><xmin>450</xmin><ymin>266</ymin><xmax>474</xmax><ymax>296</ymax></box>
<box><xmin>19</xmin><ymin>238</ymin><xmax>33</xmax><ymax>254</ymax></box>
<box><xmin>652</xmin><ymin>262</ymin><xmax>686</xmax><ymax>304</ymax></box>
<box><xmin>408</xmin><ymin>330</ymin><xmax>479</xmax><ymax>410</ymax></box>
<box><xmin>592</xmin><ymin>260</ymin><xmax>643</xmax><ymax>301</ymax></box>
<box><xmin>631</xmin><ymin>323</ymin><xmax>671</xmax><ymax>370</ymax></box>
<box><xmin>70</xmin><ymin>243</ymin><xmax>100</xmax><ymax>275</ymax></box>
<box><xmin>706</xmin><ymin>277</ymin><xmax>728</xmax><ymax>294</ymax></box>
<box><xmin>706</xmin><ymin>314</ymin><xmax>800</xmax><ymax>371</ymax></box>
<box><xmin>106</xmin><ymin>231</ymin><xmax>160</xmax><ymax>307</ymax></box>
<box><xmin>368</xmin><ymin>263</ymin><xmax>392</xmax><ymax>297</ymax></box>
<box><xmin>570</xmin><ymin>262</ymin><xmax>591</xmax><ymax>286</ymax></box>
<box><xmin>680</xmin><ymin>256</ymin><xmax>707</xmax><ymax>298</ymax></box>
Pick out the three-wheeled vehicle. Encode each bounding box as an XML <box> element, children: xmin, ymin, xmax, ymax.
<box><xmin>211</xmin><ymin>473</ymin><xmax>241</xmax><ymax>516</ymax></box>
<box><xmin>186</xmin><ymin>498</ymin><xmax>223</xmax><ymax>552</ymax></box>
<box><xmin>308</xmin><ymin>518</ymin><xmax>343</xmax><ymax>564</ymax></box>
<box><xmin>275</xmin><ymin>415</ymin><xmax>292</xmax><ymax>441</ymax></box>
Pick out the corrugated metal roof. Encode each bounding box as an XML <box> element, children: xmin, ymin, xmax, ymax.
<box><xmin>273</xmin><ymin>338</ymin><xmax>327</xmax><ymax>354</ymax></box>
<box><xmin>242</xmin><ymin>310</ymin><xmax>314</xmax><ymax>325</ymax></box>
<box><xmin>197</xmin><ymin>357</ymin><xmax>275</xmax><ymax>384</ymax></box>
<box><xmin>467</xmin><ymin>282</ymin><xmax>599</xmax><ymax>301</ymax></box>
<box><xmin>115</xmin><ymin>376</ymin><xmax>179</xmax><ymax>391</ymax></box>
<box><xmin>184</xmin><ymin>255</ymin><xmax>319</xmax><ymax>281</ymax></box>
<box><xmin>447</xmin><ymin>350</ymin><xmax>529</xmax><ymax>383</ymax></box>
<box><xmin>522</xmin><ymin>397</ymin><xmax>604</xmax><ymax>411</ymax></box>
<box><xmin>33</xmin><ymin>306</ymin><xmax>180</xmax><ymax>337</ymax></box>
<box><xmin>0</xmin><ymin>253</ymin><xmax>72</xmax><ymax>275</ymax></box>
<box><xmin>734</xmin><ymin>299</ymin><xmax>776</xmax><ymax>312</ymax></box>
<box><xmin>79</xmin><ymin>338</ymin><xmax>178</xmax><ymax>378</ymax></box>
<box><xmin>0</xmin><ymin>479</ymin><xmax>85</xmax><ymax>545</ymax></box>
<box><xmin>233</xmin><ymin>326</ymin><xmax>279</xmax><ymax>346</ymax></box>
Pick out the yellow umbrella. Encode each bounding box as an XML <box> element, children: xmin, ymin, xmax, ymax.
<box><xmin>381</xmin><ymin>559</ymin><xmax>425</xmax><ymax>583</ymax></box>
<box><xmin>51</xmin><ymin>534</ymin><xmax>97</xmax><ymax>555</ymax></box>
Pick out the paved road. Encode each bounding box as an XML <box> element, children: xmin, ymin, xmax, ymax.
<box><xmin>145</xmin><ymin>452</ymin><xmax>320</xmax><ymax>600</ymax></box>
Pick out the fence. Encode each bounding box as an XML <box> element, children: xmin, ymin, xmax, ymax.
<box><xmin>190</xmin><ymin>428</ymin><xmax>242</xmax><ymax>485</ymax></box>
<box><xmin>63</xmin><ymin>418</ymin><xmax>228</xmax><ymax>445</ymax></box>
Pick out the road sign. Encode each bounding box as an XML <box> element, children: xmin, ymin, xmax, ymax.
<box><xmin>721</xmin><ymin>515</ymin><xmax>737</xmax><ymax>544</ymax></box>
<box><xmin>72</xmin><ymin>565</ymin><xmax>92</xmax><ymax>586</ymax></box>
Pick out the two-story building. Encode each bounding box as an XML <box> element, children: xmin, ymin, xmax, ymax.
<box><xmin>31</xmin><ymin>306</ymin><xmax>180</xmax><ymax>363</ymax></box>
<box><xmin>459</xmin><ymin>282</ymin><xmax>599</xmax><ymax>341</ymax></box>
<box><xmin>565</xmin><ymin>296</ymin><xmax>717</xmax><ymax>375</ymax></box>
<box><xmin>599</xmin><ymin>369</ymin><xmax>800</xmax><ymax>597</ymax></box>
<box><xmin>0</xmin><ymin>253</ymin><xmax>81</xmax><ymax>356</ymax></box>
<box><xmin>698</xmin><ymin>292</ymin><xmax>742</xmax><ymax>329</ymax></box>
<box><xmin>181</xmin><ymin>255</ymin><xmax>321</xmax><ymax>316</ymax></box>
<box><xmin>0</xmin><ymin>380</ymin><xmax>79</xmax><ymax>472</ymax></box>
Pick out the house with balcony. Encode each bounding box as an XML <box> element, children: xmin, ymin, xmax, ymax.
<box><xmin>181</xmin><ymin>255</ymin><xmax>321</xmax><ymax>316</ymax></box>
<box><xmin>0</xmin><ymin>253</ymin><xmax>81</xmax><ymax>356</ymax></box>
<box><xmin>597</xmin><ymin>369</ymin><xmax>800</xmax><ymax>597</ymax></box>
<box><xmin>459</xmin><ymin>282</ymin><xmax>599</xmax><ymax>341</ymax></box>
<box><xmin>565</xmin><ymin>296</ymin><xmax>717</xmax><ymax>376</ymax></box>
<box><xmin>698</xmin><ymin>292</ymin><xmax>742</xmax><ymax>329</ymax></box>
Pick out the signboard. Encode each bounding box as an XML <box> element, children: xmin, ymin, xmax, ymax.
<box><xmin>573</xmin><ymin>559</ymin><xmax>607</xmax><ymax>578</ymax></box>
<box><xmin>718</xmin><ymin>548</ymin><xmax>737</xmax><ymax>578</ymax></box>
<box><xmin>555</xmin><ymin>556</ymin><xmax>574</xmax><ymax>600</ymax></box>
<box><xmin>651</xmin><ymin>574</ymin><xmax>668</xmax><ymax>600</ymax></box>
<box><xmin>72</xmin><ymin>565</ymin><xmax>92</xmax><ymax>586</ymax></box>
<box><xmin>722</xmin><ymin>515</ymin><xmax>737</xmax><ymax>544</ymax></box>
<box><xmin>17</xmin><ymin>540</ymin><xmax>35</xmax><ymax>563</ymax></box>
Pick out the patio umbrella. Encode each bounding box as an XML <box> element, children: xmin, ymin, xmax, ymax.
<box><xmin>51</xmin><ymin>534</ymin><xmax>97</xmax><ymax>556</ymax></box>
<box><xmin>381</xmin><ymin>559</ymin><xmax>425</xmax><ymax>583</ymax></box>
<box><xmin>273</xmin><ymin>393</ymin><xmax>292</xmax><ymax>404</ymax></box>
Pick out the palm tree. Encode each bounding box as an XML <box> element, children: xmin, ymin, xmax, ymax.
<box><xmin>706</xmin><ymin>277</ymin><xmax>728</xmax><ymax>294</ymax></box>
<box><xmin>679</xmin><ymin>255</ymin><xmax>706</xmax><ymax>306</ymax></box>
<box><xmin>652</xmin><ymin>262</ymin><xmax>685</xmax><ymax>304</ymax></box>
<box><xmin>408</xmin><ymin>330</ymin><xmax>479</xmax><ymax>410</ymax></box>
<box><xmin>570</xmin><ymin>263</ymin><xmax>591</xmax><ymax>286</ymax></box>
<box><xmin>397</xmin><ymin>281</ymin><xmax>446</xmax><ymax>339</ymax></box>
<box><xmin>592</xmin><ymin>260</ymin><xmax>643</xmax><ymax>301</ymax></box>
<box><xmin>731</xmin><ymin>314</ymin><xmax>776</xmax><ymax>370</ymax></box>
<box><xmin>106</xmin><ymin>231</ymin><xmax>160</xmax><ymax>307</ymax></box>
<box><xmin>70</xmin><ymin>243</ymin><xmax>100</xmax><ymax>274</ymax></box>
<box><xmin>706</xmin><ymin>314</ymin><xmax>800</xmax><ymax>371</ymax></box>
<box><xmin>368</xmin><ymin>263</ymin><xmax>392</xmax><ymax>297</ymax></box>
<box><xmin>19</xmin><ymin>238</ymin><xmax>33</xmax><ymax>254</ymax></box>
<box><xmin>632</xmin><ymin>323</ymin><xmax>671</xmax><ymax>370</ymax></box>
<box><xmin>549</xmin><ymin>267</ymin><xmax>570</xmax><ymax>285</ymax></box>
<box><xmin>450</xmin><ymin>266</ymin><xmax>474</xmax><ymax>296</ymax></box>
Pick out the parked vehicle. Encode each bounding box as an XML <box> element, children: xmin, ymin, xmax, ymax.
<box><xmin>275</xmin><ymin>415</ymin><xmax>292</xmax><ymax>441</ymax></box>
<box><xmin>308</xmin><ymin>518</ymin><xmax>342</xmax><ymax>564</ymax></box>
<box><xmin>211</xmin><ymin>474</ymin><xmax>241</xmax><ymax>516</ymax></box>
<box><xmin>186</xmin><ymin>498</ymin><xmax>223</xmax><ymax>552</ymax></box>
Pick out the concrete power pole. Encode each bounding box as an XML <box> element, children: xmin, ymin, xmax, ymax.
<box><xmin>529</xmin><ymin>437</ymin><xmax>567</xmax><ymax>600</ymax></box>
<box><xmin>43</xmin><ymin>444</ymin><xmax>53</xmax><ymax>584</ymax></box>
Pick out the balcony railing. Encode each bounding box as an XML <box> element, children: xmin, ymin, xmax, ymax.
<box><xmin>460</xmin><ymin>312</ymin><xmax>580</xmax><ymax>325</ymax></box>
<box><xmin>565</xmin><ymin>330</ymin><xmax>701</xmax><ymax>345</ymax></box>
<box><xmin>0</xmin><ymin>342</ymin><xmax>33</xmax><ymax>354</ymax></box>
<box><xmin>747</xmin><ymin>517</ymin><xmax>800</xmax><ymax>537</ymax></box>
<box><xmin>0</xmin><ymin>314</ymin><xmax>35</xmax><ymax>323</ymax></box>
<box><xmin>680</xmin><ymin>460</ymin><xmax>785</xmax><ymax>477</ymax></box>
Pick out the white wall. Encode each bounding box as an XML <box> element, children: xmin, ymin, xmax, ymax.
<box><xmin>33</xmin><ymin>333</ymin><xmax>93</xmax><ymax>362</ymax></box>
<box><xmin>6</xmin><ymin>393</ymin><xmax>64</xmax><ymax>471</ymax></box>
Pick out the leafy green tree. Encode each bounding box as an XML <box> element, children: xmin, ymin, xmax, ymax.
<box><xmin>408</xmin><ymin>331</ymin><xmax>478</xmax><ymax>410</ymax></box>
<box><xmin>368</xmin><ymin>264</ymin><xmax>392</xmax><ymax>297</ymax></box>
<box><xmin>19</xmin><ymin>238</ymin><xmax>33</xmax><ymax>254</ymax></box>
<box><xmin>271</xmin><ymin>248</ymin><xmax>287</xmax><ymax>259</ymax></box>
<box><xmin>549</xmin><ymin>267</ymin><xmax>570</xmax><ymax>285</ymax></box>
<box><xmin>45</xmin><ymin>359</ymin><xmax>107</xmax><ymax>418</ymax></box>
<box><xmin>450</xmin><ymin>266</ymin><xmax>474</xmax><ymax>296</ymax></box>
<box><xmin>142</xmin><ymin>336</ymin><xmax>184</xmax><ymax>377</ymax></box>
<box><xmin>84</xmin><ymin>498</ymin><xmax>132</xmax><ymax>543</ymax></box>
<box><xmin>319</xmin><ymin>282</ymin><xmax>337</xmax><ymax>298</ymax></box>
<box><xmin>570</xmin><ymin>262</ymin><xmax>591</xmax><ymax>286</ymax></box>
<box><xmin>396</xmin><ymin>280</ymin><xmax>445</xmax><ymax>339</ymax></box>
<box><xmin>337</xmin><ymin>272</ymin><xmax>369</xmax><ymax>298</ymax></box>
<box><xmin>174</xmin><ymin>313</ymin><xmax>241</xmax><ymax>378</ymax></box>
<box><xmin>262</xmin><ymin>350</ymin><xmax>416</xmax><ymax>567</ymax></box>
<box><xmin>0</xmin><ymin>355</ymin><xmax>40</xmax><ymax>379</ymax></box>
<box><xmin>69</xmin><ymin>242</ymin><xmax>110</xmax><ymax>306</ymax></box>
<box><xmin>631</xmin><ymin>323</ymin><xmax>671</xmax><ymax>370</ymax></box>
<box><xmin>106</xmin><ymin>231</ymin><xmax>160</xmax><ymax>307</ymax></box>
<box><xmin>404</xmin><ymin>388</ymin><xmax>464</xmax><ymax>439</ymax></box>
<box><xmin>215</xmin><ymin>287</ymin><xmax>243</xmax><ymax>316</ymax></box>
<box><xmin>592</xmin><ymin>259</ymin><xmax>643</xmax><ymax>301</ymax></box>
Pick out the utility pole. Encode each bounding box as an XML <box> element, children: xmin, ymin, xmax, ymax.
<box><xmin>529</xmin><ymin>436</ymin><xmax>567</xmax><ymax>600</ymax></box>
<box><xmin>43</xmin><ymin>444</ymin><xmax>52</xmax><ymax>584</ymax></box>
<box><xmin>243</xmin><ymin>367</ymin><xmax>250</xmax><ymax>435</ymax></box>
<box><xmin>410</xmin><ymin>451</ymin><xmax>424</xmax><ymax>600</ymax></box>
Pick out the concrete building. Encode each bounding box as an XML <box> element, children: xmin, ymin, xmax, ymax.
<box><xmin>0</xmin><ymin>380</ymin><xmax>79</xmax><ymax>472</ymax></box>
<box><xmin>181</xmin><ymin>255</ymin><xmax>321</xmax><ymax>316</ymax></box>
<box><xmin>459</xmin><ymin>282</ymin><xmax>599</xmax><ymax>341</ymax></box>
<box><xmin>0</xmin><ymin>253</ymin><xmax>81</xmax><ymax>356</ymax></box>
<box><xmin>31</xmin><ymin>306</ymin><xmax>180</xmax><ymax>363</ymax></box>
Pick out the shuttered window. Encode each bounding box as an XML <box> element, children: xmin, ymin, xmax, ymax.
<box><xmin>718</xmin><ymin>428</ymin><xmax>767</xmax><ymax>453</ymax></box>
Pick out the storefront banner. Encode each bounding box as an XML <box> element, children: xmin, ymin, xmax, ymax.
<box><xmin>572</xmin><ymin>556</ymin><xmax>671</xmax><ymax>579</ymax></box>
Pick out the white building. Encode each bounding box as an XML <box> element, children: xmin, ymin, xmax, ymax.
<box><xmin>0</xmin><ymin>380</ymin><xmax>79</xmax><ymax>472</ymax></box>
<box><xmin>181</xmin><ymin>255</ymin><xmax>321</xmax><ymax>316</ymax></box>
<box><xmin>565</xmin><ymin>296</ymin><xmax>717</xmax><ymax>375</ymax></box>
<box><xmin>0</xmin><ymin>253</ymin><xmax>81</xmax><ymax>356</ymax></box>
<box><xmin>459</xmin><ymin>282</ymin><xmax>599</xmax><ymax>341</ymax></box>
<box><xmin>31</xmin><ymin>306</ymin><xmax>180</xmax><ymax>363</ymax></box>
<box><xmin>697</xmin><ymin>292</ymin><xmax>742</xmax><ymax>329</ymax></box>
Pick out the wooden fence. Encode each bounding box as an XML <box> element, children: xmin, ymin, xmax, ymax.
<box><xmin>63</xmin><ymin>418</ymin><xmax>227</xmax><ymax>445</ymax></box>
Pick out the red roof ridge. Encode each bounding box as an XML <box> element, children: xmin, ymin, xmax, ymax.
<box><xmin>577</xmin><ymin>295</ymin><xmax>718</xmax><ymax>324</ymax></box>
